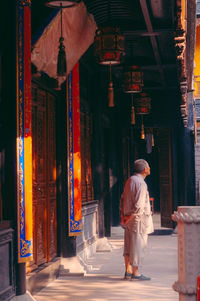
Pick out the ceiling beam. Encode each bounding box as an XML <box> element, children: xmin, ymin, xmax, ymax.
<box><xmin>113</xmin><ymin>63</ymin><xmax>176</xmax><ymax>70</ymax></box>
<box><xmin>139</xmin><ymin>0</ymin><xmax>166</xmax><ymax>89</ymax></box>
<box><xmin>141</xmin><ymin>64</ymin><xmax>176</xmax><ymax>71</ymax></box>
<box><xmin>124</xmin><ymin>28</ymin><xmax>174</xmax><ymax>37</ymax></box>
<box><xmin>143</xmin><ymin>86</ymin><xmax>177</xmax><ymax>91</ymax></box>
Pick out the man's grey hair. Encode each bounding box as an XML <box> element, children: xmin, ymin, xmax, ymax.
<box><xmin>133</xmin><ymin>159</ymin><xmax>149</xmax><ymax>173</ymax></box>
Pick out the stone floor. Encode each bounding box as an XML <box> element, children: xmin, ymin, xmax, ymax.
<box><xmin>33</xmin><ymin>217</ymin><xmax>178</xmax><ymax>301</ymax></box>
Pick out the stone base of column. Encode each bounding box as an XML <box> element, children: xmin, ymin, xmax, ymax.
<box><xmin>172</xmin><ymin>206</ymin><xmax>200</xmax><ymax>301</ymax></box>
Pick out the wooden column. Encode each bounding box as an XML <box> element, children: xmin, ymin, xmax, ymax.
<box><xmin>16</xmin><ymin>0</ymin><xmax>32</xmax><ymax>295</ymax></box>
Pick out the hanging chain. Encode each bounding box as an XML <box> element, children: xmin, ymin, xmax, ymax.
<box><xmin>60</xmin><ymin>3</ymin><xmax>63</xmax><ymax>37</ymax></box>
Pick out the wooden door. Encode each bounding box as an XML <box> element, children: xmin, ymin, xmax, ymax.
<box><xmin>157</xmin><ymin>128</ymin><xmax>173</xmax><ymax>228</ymax></box>
<box><xmin>29</xmin><ymin>84</ymin><xmax>57</xmax><ymax>271</ymax></box>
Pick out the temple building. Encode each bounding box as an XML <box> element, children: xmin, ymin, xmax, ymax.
<box><xmin>0</xmin><ymin>0</ymin><xmax>197</xmax><ymax>300</ymax></box>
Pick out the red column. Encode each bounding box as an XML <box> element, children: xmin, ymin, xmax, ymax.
<box><xmin>16</xmin><ymin>0</ymin><xmax>33</xmax><ymax>263</ymax></box>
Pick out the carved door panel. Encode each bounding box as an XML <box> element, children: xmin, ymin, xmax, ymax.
<box><xmin>28</xmin><ymin>84</ymin><xmax>57</xmax><ymax>271</ymax></box>
<box><xmin>32</xmin><ymin>87</ymin><xmax>47</xmax><ymax>266</ymax></box>
<box><xmin>157</xmin><ymin>128</ymin><xmax>173</xmax><ymax>228</ymax></box>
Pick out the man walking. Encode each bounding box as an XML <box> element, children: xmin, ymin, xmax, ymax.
<box><xmin>120</xmin><ymin>159</ymin><xmax>154</xmax><ymax>280</ymax></box>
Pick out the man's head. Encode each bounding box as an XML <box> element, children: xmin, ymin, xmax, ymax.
<box><xmin>133</xmin><ymin>159</ymin><xmax>150</xmax><ymax>178</ymax></box>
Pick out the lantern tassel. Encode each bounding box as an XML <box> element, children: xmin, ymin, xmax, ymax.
<box><xmin>57</xmin><ymin>37</ymin><xmax>67</xmax><ymax>76</ymax></box>
<box><xmin>108</xmin><ymin>81</ymin><xmax>114</xmax><ymax>107</ymax></box>
<box><xmin>131</xmin><ymin>106</ymin><xmax>135</xmax><ymax>125</ymax></box>
<box><xmin>131</xmin><ymin>94</ymin><xmax>135</xmax><ymax>124</ymax></box>
<box><xmin>141</xmin><ymin>116</ymin><xmax>145</xmax><ymax>139</ymax></box>
<box><xmin>57</xmin><ymin>4</ymin><xmax>67</xmax><ymax>77</ymax></box>
<box><xmin>108</xmin><ymin>63</ymin><xmax>114</xmax><ymax>107</ymax></box>
<box><xmin>141</xmin><ymin>123</ymin><xmax>145</xmax><ymax>139</ymax></box>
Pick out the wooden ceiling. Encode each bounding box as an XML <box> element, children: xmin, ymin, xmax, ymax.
<box><xmin>31</xmin><ymin>0</ymin><xmax>197</xmax><ymax>126</ymax></box>
<box><xmin>83</xmin><ymin>0</ymin><xmax>178</xmax><ymax>92</ymax></box>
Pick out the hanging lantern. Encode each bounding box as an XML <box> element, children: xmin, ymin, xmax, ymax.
<box><xmin>94</xmin><ymin>27</ymin><xmax>125</xmax><ymax>107</ymax></box>
<box><xmin>123</xmin><ymin>66</ymin><xmax>143</xmax><ymax>94</ymax></box>
<box><xmin>134</xmin><ymin>93</ymin><xmax>151</xmax><ymax>140</ymax></box>
<box><xmin>134</xmin><ymin>92</ymin><xmax>151</xmax><ymax>115</ymax></box>
<box><xmin>94</xmin><ymin>27</ymin><xmax>125</xmax><ymax>65</ymax></box>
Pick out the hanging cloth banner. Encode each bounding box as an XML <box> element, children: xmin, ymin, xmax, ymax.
<box><xmin>16</xmin><ymin>0</ymin><xmax>33</xmax><ymax>262</ymax></box>
<box><xmin>67</xmin><ymin>63</ymin><xmax>82</xmax><ymax>236</ymax></box>
<box><xmin>31</xmin><ymin>2</ymin><xmax>97</xmax><ymax>85</ymax></box>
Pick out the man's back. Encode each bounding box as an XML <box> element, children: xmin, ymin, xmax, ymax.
<box><xmin>122</xmin><ymin>174</ymin><xmax>148</xmax><ymax>217</ymax></box>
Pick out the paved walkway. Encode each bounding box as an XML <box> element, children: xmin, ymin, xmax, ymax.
<box><xmin>34</xmin><ymin>220</ymin><xmax>178</xmax><ymax>301</ymax></box>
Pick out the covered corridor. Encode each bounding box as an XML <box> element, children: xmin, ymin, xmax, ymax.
<box><xmin>33</xmin><ymin>224</ymin><xmax>178</xmax><ymax>301</ymax></box>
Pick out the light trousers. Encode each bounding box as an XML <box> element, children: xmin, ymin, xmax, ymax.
<box><xmin>123</xmin><ymin>225</ymin><xmax>148</xmax><ymax>267</ymax></box>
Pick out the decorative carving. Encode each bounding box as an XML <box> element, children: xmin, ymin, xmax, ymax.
<box><xmin>20</xmin><ymin>238</ymin><xmax>32</xmax><ymax>256</ymax></box>
<box><xmin>180</xmin><ymin>80</ymin><xmax>188</xmax><ymax>97</ymax></box>
<box><xmin>172</xmin><ymin>211</ymin><xmax>200</xmax><ymax>223</ymax></box>
<box><xmin>174</xmin><ymin>1</ymin><xmax>188</xmax><ymax>127</ymax></box>
<box><xmin>182</xmin><ymin>117</ymin><xmax>188</xmax><ymax>127</ymax></box>
<box><xmin>173</xmin><ymin>281</ymin><xmax>196</xmax><ymax>295</ymax></box>
<box><xmin>175</xmin><ymin>0</ymin><xmax>184</xmax><ymax>31</ymax></box>
<box><xmin>180</xmin><ymin>104</ymin><xmax>187</xmax><ymax>118</ymax></box>
<box><xmin>175</xmin><ymin>0</ymin><xmax>182</xmax><ymax>28</ymax></box>
<box><xmin>176</xmin><ymin>59</ymin><xmax>187</xmax><ymax>85</ymax></box>
<box><xmin>70</xmin><ymin>219</ymin><xmax>82</xmax><ymax>231</ymax></box>
<box><xmin>174</xmin><ymin>29</ymin><xmax>186</xmax><ymax>61</ymax></box>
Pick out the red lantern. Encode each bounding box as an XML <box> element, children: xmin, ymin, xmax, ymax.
<box><xmin>123</xmin><ymin>66</ymin><xmax>143</xmax><ymax>93</ymax></box>
<box><xmin>94</xmin><ymin>27</ymin><xmax>125</xmax><ymax>65</ymax></box>
<box><xmin>94</xmin><ymin>27</ymin><xmax>125</xmax><ymax>107</ymax></box>
<box><xmin>134</xmin><ymin>93</ymin><xmax>151</xmax><ymax>115</ymax></box>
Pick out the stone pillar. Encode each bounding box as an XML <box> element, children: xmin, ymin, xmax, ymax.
<box><xmin>172</xmin><ymin>206</ymin><xmax>200</xmax><ymax>301</ymax></box>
